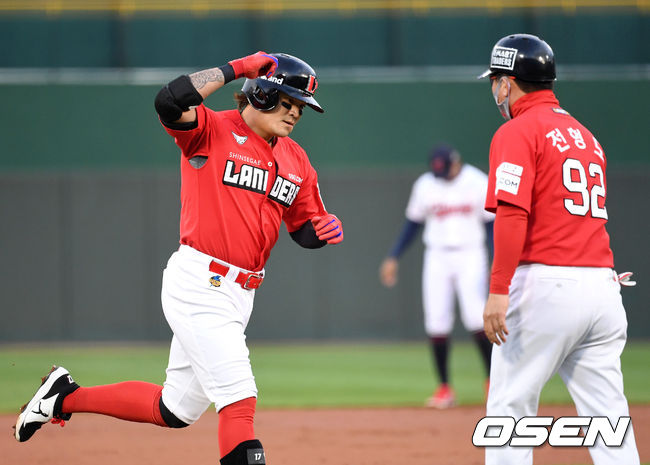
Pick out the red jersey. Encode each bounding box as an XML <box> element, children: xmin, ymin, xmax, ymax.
<box><xmin>485</xmin><ymin>90</ymin><xmax>613</xmax><ymax>267</ymax></box>
<box><xmin>163</xmin><ymin>105</ymin><xmax>327</xmax><ymax>271</ymax></box>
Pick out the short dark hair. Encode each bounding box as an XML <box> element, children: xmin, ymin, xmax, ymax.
<box><xmin>514</xmin><ymin>78</ymin><xmax>554</xmax><ymax>93</ymax></box>
<box><xmin>234</xmin><ymin>92</ymin><xmax>248</xmax><ymax>112</ymax></box>
<box><xmin>492</xmin><ymin>73</ymin><xmax>554</xmax><ymax>93</ymax></box>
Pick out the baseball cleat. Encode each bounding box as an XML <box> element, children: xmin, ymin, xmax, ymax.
<box><xmin>426</xmin><ymin>383</ymin><xmax>456</xmax><ymax>409</ymax></box>
<box><xmin>14</xmin><ymin>365</ymin><xmax>79</xmax><ymax>442</ymax></box>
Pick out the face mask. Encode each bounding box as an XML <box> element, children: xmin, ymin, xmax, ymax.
<box><xmin>493</xmin><ymin>76</ymin><xmax>512</xmax><ymax>121</ymax></box>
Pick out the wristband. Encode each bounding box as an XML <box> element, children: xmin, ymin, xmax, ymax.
<box><xmin>218</xmin><ymin>64</ymin><xmax>236</xmax><ymax>84</ymax></box>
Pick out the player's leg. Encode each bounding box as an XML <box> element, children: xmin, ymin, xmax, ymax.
<box><xmin>13</xmin><ymin>350</ymin><xmax>191</xmax><ymax>442</ymax></box>
<box><xmin>558</xmin><ymin>268</ymin><xmax>640</xmax><ymax>465</ymax></box>
<box><xmin>454</xmin><ymin>247</ymin><xmax>492</xmax><ymax>379</ymax></box>
<box><xmin>161</xmin><ymin>246</ymin><xmax>263</xmax><ymax>463</ymax></box>
<box><xmin>422</xmin><ymin>248</ymin><xmax>456</xmax><ymax>408</ymax></box>
<box><xmin>485</xmin><ymin>264</ymin><xmax>585</xmax><ymax>465</ymax></box>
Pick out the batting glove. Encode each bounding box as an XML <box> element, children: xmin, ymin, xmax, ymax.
<box><xmin>229</xmin><ymin>51</ymin><xmax>278</xmax><ymax>80</ymax></box>
<box><xmin>312</xmin><ymin>214</ymin><xmax>343</xmax><ymax>244</ymax></box>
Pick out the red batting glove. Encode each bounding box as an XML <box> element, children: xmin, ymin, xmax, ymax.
<box><xmin>312</xmin><ymin>214</ymin><xmax>343</xmax><ymax>244</ymax></box>
<box><xmin>229</xmin><ymin>51</ymin><xmax>278</xmax><ymax>80</ymax></box>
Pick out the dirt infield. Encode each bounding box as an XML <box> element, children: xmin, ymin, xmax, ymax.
<box><xmin>4</xmin><ymin>405</ymin><xmax>648</xmax><ymax>465</ymax></box>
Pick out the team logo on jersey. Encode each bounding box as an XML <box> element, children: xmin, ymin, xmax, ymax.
<box><xmin>223</xmin><ymin>160</ymin><xmax>269</xmax><ymax>194</ymax></box>
<box><xmin>209</xmin><ymin>275</ymin><xmax>222</xmax><ymax>287</ymax></box>
<box><xmin>268</xmin><ymin>175</ymin><xmax>301</xmax><ymax>207</ymax></box>
<box><xmin>495</xmin><ymin>162</ymin><xmax>523</xmax><ymax>195</ymax></box>
<box><xmin>490</xmin><ymin>46</ymin><xmax>517</xmax><ymax>71</ymax></box>
<box><xmin>231</xmin><ymin>131</ymin><xmax>248</xmax><ymax>145</ymax></box>
<box><xmin>429</xmin><ymin>204</ymin><xmax>473</xmax><ymax>218</ymax></box>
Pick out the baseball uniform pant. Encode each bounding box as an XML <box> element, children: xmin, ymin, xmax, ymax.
<box><xmin>160</xmin><ymin>245</ymin><xmax>259</xmax><ymax>425</ymax></box>
<box><xmin>422</xmin><ymin>246</ymin><xmax>488</xmax><ymax>336</ymax></box>
<box><xmin>485</xmin><ymin>264</ymin><xmax>639</xmax><ymax>465</ymax></box>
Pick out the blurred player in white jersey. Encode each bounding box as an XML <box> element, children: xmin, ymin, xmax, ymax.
<box><xmin>380</xmin><ymin>144</ymin><xmax>494</xmax><ymax>408</ymax></box>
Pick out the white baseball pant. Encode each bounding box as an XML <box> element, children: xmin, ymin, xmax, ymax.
<box><xmin>422</xmin><ymin>246</ymin><xmax>488</xmax><ymax>336</ymax></box>
<box><xmin>159</xmin><ymin>245</ymin><xmax>259</xmax><ymax>424</ymax></box>
<box><xmin>485</xmin><ymin>264</ymin><xmax>640</xmax><ymax>465</ymax></box>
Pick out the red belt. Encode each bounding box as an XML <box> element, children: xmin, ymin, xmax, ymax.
<box><xmin>208</xmin><ymin>261</ymin><xmax>264</xmax><ymax>290</ymax></box>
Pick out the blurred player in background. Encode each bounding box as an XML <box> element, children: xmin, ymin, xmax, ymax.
<box><xmin>379</xmin><ymin>144</ymin><xmax>494</xmax><ymax>408</ymax></box>
<box><xmin>479</xmin><ymin>33</ymin><xmax>640</xmax><ymax>464</ymax></box>
<box><xmin>15</xmin><ymin>51</ymin><xmax>343</xmax><ymax>465</ymax></box>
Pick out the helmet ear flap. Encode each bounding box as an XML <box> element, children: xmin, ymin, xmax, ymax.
<box><xmin>252</xmin><ymin>86</ymin><xmax>279</xmax><ymax>111</ymax></box>
<box><xmin>242</xmin><ymin>79</ymin><xmax>280</xmax><ymax>111</ymax></box>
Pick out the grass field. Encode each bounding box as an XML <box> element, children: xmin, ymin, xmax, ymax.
<box><xmin>1</xmin><ymin>340</ymin><xmax>648</xmax><ymax>414</ymax></box>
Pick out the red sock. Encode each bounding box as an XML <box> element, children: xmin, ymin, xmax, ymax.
<box><xmin>218</xmin><ymin>397</ymin><xmax>256</xmax><ymax>457</ymax></box>
<box><xmin>61</xmin><ymin>381</ymin><xmax>167</xmax><ymax>426</ymax></box>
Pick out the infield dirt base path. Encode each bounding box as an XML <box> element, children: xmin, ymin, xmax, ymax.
<box><xmin>3</xmin><ymin>405</ymin><xmax>648</xmax><ymax>465</ymax></box>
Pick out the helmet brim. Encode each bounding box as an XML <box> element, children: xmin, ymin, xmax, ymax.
<box><xmin>477</xmin><ymin>68</ymin><xmax>493</xmax><ymax>80</ymax></box>
<box><xmin>258</xmin><ymin>79</ymin><xmax>324</xmax><ymax>113</ymax></box>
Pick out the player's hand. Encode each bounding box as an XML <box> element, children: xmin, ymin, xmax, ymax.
<box><xmin>379</xmin><ymin>257</ymin><xmax>399</xmax><ymax>287</ymax></box>
<box><xmin>483</xmin><ymin>293</ymin><xmax>509</xmax><ymax>345</ymax></box>
<box><xmin>312</xmin><ymin>214</ymin><xmax>343</xmax><ymax>244</ymax></box>
<box><xmin>229</xmin><ymin>51</ymin><xmax>278</xmax><ymax>80</ymax></box>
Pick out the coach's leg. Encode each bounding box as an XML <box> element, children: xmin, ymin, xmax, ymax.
<box><xmin>486</xmin><ymin>265</ymin><xmax>580</xmax><ymax>465</ymax></box>
<box><xmin>558</xmin><ymin>269</ymin><xmax>639</xmax><ymax>465</ymax></box>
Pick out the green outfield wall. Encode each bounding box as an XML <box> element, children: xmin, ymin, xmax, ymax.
<box><xmin>0</xmin><ymin>78</ymin><xmax>648</xmax><ymax>342</ymax></box>
<box><xmin>2</xmin><ymin>79</ymin><xmax>650</xmax><ymax>170</ymax></box>
<box><xmin>1</xmin><ymin>9</ymin><xmax>648</xmax><ymax>68</ymax></box>
<box><xmin>0</xmin><ymin>169</ymin><xmax>648</xmax><ymax>342</ymax></box>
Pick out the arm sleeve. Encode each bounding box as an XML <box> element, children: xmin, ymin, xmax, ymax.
<box><xmin>388</xmin><ymin>219</ymin><xmax>423</xmax><ymax>258</ymax></box>
<box><xmin>289</xmin><ymin>220</ymin><xmax>327</xmax><ymax>249</ymax></box>
<box><xmin>489</xmin><ymin>202</ymin><xmax>528</xmax><ymax>294</ymax></box>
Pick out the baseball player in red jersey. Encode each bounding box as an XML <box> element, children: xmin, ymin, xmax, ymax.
<box><xmin>479</xmin><ymin>34</ymin><xmax>639</xmax><ymax>465</ymax></box>
<box><xmin>14</xmin><ymin>52</ymin><xmax>343</xmax><ymax>465</ymax></box>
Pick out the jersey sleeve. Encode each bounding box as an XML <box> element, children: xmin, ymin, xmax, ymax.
<box><xmin>161</xmin><ymin>104</ymin><xmax>212</xmax><ymax>158</ymax></box>
<box><xmin>485</xmin><ymin>124</ymin><xmax>536</xmax><ymax>214</ymax></box>
<box><xmin>283</xmin><ymin>162</ymin><xmax>327</xmax><ymax>232</ymax></box>
<box><xmin>405</xmin><ymin>175</ymin><xmax>428</xmax><ymax>222</ymax></box>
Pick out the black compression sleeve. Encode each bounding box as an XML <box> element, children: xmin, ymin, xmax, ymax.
<box><xmin>290</xmin><ymin>220</ymin><xmax>327</xmax><ymax>249</ymax></box>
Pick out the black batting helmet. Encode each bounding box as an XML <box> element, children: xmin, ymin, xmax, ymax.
<box><xmin>242</xmin><ymin>53</ymin><xmax>323</xmax><ymax>113</ymax></box>
<box><xmin>478</xmin><ymin>33</ymin><xmax>556</xmax><ymax>82</ymax></box>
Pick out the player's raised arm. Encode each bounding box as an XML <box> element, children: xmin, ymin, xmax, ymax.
<box><xmin>154</xmin><ymin>51</ymin><xmax>278</xmax><ymax>124</ymax></box>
